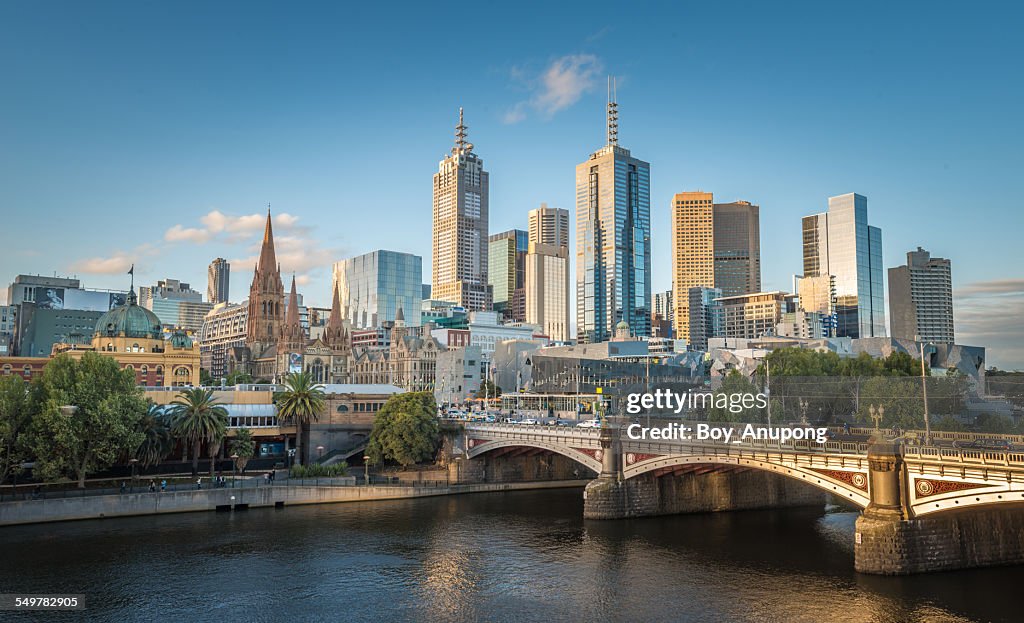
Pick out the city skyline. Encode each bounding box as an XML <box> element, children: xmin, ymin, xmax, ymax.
<box><xmin>1</xmin><ymin>3</ymin><xmax>1022</xmax><ymax>367</ymax></box>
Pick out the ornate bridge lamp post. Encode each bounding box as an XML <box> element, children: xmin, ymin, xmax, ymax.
<box><xmin>868</xmin><ymin>405</ymin><xmax>885</xmax><ymax>432</ymax></box>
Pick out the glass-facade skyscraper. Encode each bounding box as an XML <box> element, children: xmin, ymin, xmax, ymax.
<box><xmin>575</xmin><ymin>91</ymin><xmax>651</xmax><ymax>343</ymax></box>
<box><xmin>333</xmin><ymin>250</ymin><xmax>422</xmax><ymax>328</ymax></box>
<box><xmin>488</xmin><ymin>229</ymin><xmax>528</xmax><ymax>321</ymax></box>
<box><xmin>801</xmin><ymin>193</ymin><xmax>885</xmax><ymax>338</ymax></box>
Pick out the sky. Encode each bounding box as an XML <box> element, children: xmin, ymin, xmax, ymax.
<box><xmin>1</xmin><ymin>1</ymin><xmax>1022</xmax><ymax>368</ymax></box>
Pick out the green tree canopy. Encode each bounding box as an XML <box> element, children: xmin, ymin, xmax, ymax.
<box><xmin>229</xmin><ymin>427</ymin><xmax>256</xmax><ymax>473</ymax></box>
<box><xmin>275</xmin><ymin>371</ymin><xmax>326</xmax><ymax>465</ymax></box>
<box><xmin>135</xmin><ymin>402</ymin><xmax>175</xmax><ymax>468</ymax></box>
<box><xmin>366</xmin><ymin>392</ymin><xmax>440</xmax><ymax>466</ymax></box>
<box><xmin>708</xmin><ymin>370</ymin><xmax>765</xmax><ymax>423</ymax></box>
<box><xmin>474</xmin><ymin>380</ymin><xmax>502</xmax><ymax>399</ymax></box>
<box><xmin>0</xmin><ymin>375</ymin><xmax>36</xmax><ymax>485</ymax></box>
<box><xmin>27</xmin><ymin>352</ymin><xmax>147</xmax><ymax>487</ymax></box>
<box><xmin>169</xmin><ymin>387</ymin><xmax>228</xmax><ymax>476</ymax></box>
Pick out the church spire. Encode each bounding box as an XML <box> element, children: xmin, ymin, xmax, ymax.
<box><xmin>284</xmin><ymin>274</ymin><xmax>300</xmax><ymax>328</ymax></box>
<box><xmin>257</xmin><ymin>206</ymin><xmax>277</xmax><ymax>273</ymax></box>
<box><xmin>328</xmin><ymin>282</ymin><xmax>343</xmax><ymax>327</ymax></box>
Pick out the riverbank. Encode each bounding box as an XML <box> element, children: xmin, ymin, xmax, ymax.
<box><xmin>0</xmin><ymin>479</ymin><xmax>590</xmax><ymax>527</ymax></box>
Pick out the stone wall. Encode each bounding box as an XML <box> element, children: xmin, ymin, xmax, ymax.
<box><xmin>855</xmin><ymin>505</ymin><xmax>1024</xmax><ymax>575</ymax></box>
<box><xmin>584</xmin><ymin>468</ymin><xmax>826</xmax><ymax>520</ymax></box>
<box><xmin>455</xmin><ymin>453</ymin><xmax>597</xmax><ymax>484</ymax></box>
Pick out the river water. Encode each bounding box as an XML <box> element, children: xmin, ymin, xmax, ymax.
<box><xmin>0</xmin><ymin>489</ymin><xmax>1019</xmax><ymax>622</ymax></box>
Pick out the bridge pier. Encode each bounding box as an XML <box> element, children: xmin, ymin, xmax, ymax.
<box><xmin>855</xmin><ymin>442</ymin><xmax>1024</xmax><ymax>575</ymax></box>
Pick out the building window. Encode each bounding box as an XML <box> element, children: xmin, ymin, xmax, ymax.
<box><xmin>141</xmin><ymin>365</ymin><xmax>149</xmax><ymax>375</ymax></box>
<box><xmin>2</xmin><ymin>364</ymin><xmax>10</xmax><ymax>375</ymax></box>
<box><xmin>23</xmin><ymin>365</ymin><xmax>32</xmax><ymax>377</ymax></box>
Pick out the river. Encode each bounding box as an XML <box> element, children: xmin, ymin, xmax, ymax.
<box><xmin>0</xmin><ymin>489</ymin><xmax>1019</xmax><ymax>622</ymax></box>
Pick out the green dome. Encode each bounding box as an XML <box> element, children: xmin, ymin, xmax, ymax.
<box><xmin>616</xmin><ymin>320</ymin><xmax>630</xmax><ymax>330</ymax></box>
<box><xmin>95</xmin><ymin>292</ymin><xmax>162</xmax><ymax>339</ymax></box>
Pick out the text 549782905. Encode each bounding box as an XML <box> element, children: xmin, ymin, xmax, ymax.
<box><xmin>0</xmin><ymin>594</ymin><xmax>85</xmax><ymax>610</ymax></box>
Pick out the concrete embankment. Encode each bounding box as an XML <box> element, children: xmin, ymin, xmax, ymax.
<box><xmin>0</xmin><ymin>480</ymin><xmax>589</xmax><ymax>527</ymax></box>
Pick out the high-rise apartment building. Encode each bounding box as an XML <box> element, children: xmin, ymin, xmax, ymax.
<box><xmin>713</xmin><ymin>201</ymin><xmax>761</xmax><ymax>297</ymax></box>
<box><xmin>488</xmin><ymin>229</ymin><xmax>528</xmax><ymax>321</ymax></box>
<box><xmin>671</xmin><ymin>192</ymin><xmax>715</xmax><ymax>343</ymax></box>
<box><xmin>138</xmin><ymin>278</ymin><xmax>213</xmax><ymax>332</ymax></box>
<box><xmin>717</xmin><ymin>291</ymin><xmax>795</xmax><ymax>341</ymax></box>
<box><xmin>576</xmin><ymin>85</ymin><xmax>651</xmax><ymax>342</ymax></box>
<box><xmin>432</xmin><ymin>108</ymin><xmax>491</xmax><ymax>312</ymax></box>
<box><xmin>687</xmin><ymin>286</ymin><xmax>723</xmax><ymax>351</ymax></box>
<box><xmin>528</xmin><ymin>204</ymin><xmax>570</xmax><ymax>249</ymax></box>
<box><xmin>333</xmin><ymin>250</ymin><xmax>423</xmax><ymax>328</ymax></box>
<box><xmin>207</xmin><ymin>258</ymin><xmax>230</xmax><ymax>305</ymax></box>
<box><xmin>525</xmin><ymin>242</ymin><xmax>570</xmax><ymax>343</ymax></box>
<box><xmin>888</xmin><ymin>247</ymin><xmax>954</xmax><ymax>343</ymax></box>
<box><xmin>802</xmin><ymin>193</ymin><xmax>885</xmax><ymax>338</ymax></box>
<box><xmin>670</xmin><ymin>193</ymin><xmax>763</xmax><ymax>347</ymax></box>
<box><xmin>652</xmin><ymin>289</ymin><xmax>674</xmax><ymax>338</ymax></box>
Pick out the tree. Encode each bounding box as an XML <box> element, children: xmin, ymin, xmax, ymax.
<box><xmin>857</xmin><ymin>377</ymin><xmax>923</xmax><ymax>430</ymax></box>
<box><xmin>225</xmin><ymin>370</ymin><xmax>254</xmax><ymax>386</ymax></box>
<box><xmin>229</xmin><ymin>427</ymin><xmax>255</xmax><ymax>473</ymax></box>
<box><xmin>169</xmin><ymin>388</ymin><xmax>228</xmax><ymax>477</ymax></box>
<box><xmin>366</xmin><ymin>392</ymin><xmax>440</xmax><ymax>467</ymax></box>
<box><xmin>974</xmin><ymin>413</ymin><xmax>1015</xmax><ymax>434</ymax></box>
<box><xmin>933</xmin><ymin>415</ymin><xmax>966</xmax><ymax>432</ymax></box>
<box><xmin>199</xmin><ymin>368</ymin><xmax>213</xmax><ymax>386</ymax></box>
<box><xmin>708</xmin><ymin>370</ymin><xmax>764</xmax><ymax>423</ymax></box>
<box><xmin>0</xmin><ymin>375</ymin><xmax>34</xmax><ymax>486</ymax></box>
<box><xmin>275</xmin><ymin>371</ymin><xmax>325</xmax><ymax>466</ymax></box>
<box><xmin>27</xmin><ymin>352</ymin><xmax>147</xmax><ymax>487</ymax></box>
<box><xmin>135</xmin><ymin>403</ymin><xmax>175</xmax><ymax>467</ymax></box>
<box><xmin>474</xmin><ymin>380</ymin><xmax>502</xmax><ymax>400</ymax></box>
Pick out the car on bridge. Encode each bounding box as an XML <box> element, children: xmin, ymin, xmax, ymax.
<box><xmin>520</xmin><ymin>418</ymin><xmax>539</xmax><ymax>425</ymax></box>
<box><xmin>576</xmin><ymin>419</ymin><xmax>601</xmax><ymax>428</ymax></box>
<box><xmin>953</xmin><ymin>438</ymin><xmax>1013</xmax><ymax>451</ymax></box>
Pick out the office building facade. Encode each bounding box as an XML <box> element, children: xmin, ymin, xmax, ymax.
<box><xmin>207</xmin><ymin>258</ymin><xmax>230</xmax><ymax>305</ymax></box>
<box><xmin>713</xmin><ymin>201</ymin><xmax>761</xmax><ymax>297</ymax></box>
<box><xmin>687</xmin><ymin>286</ymin><xmax>723</xmax><ymax>351</ymax></box>
<box><xmin>576</xmin><ymin>91</ymin><xmax>651</xmax><ymax>342</ymax></box>
<box><xmin>671</xmin><ymin>192</ymin><xmax>715</xmax><ymax>344</ymax></box>
<box><xmin>528</xmin><ymin>203</ymin><xmax>570</xmax><ymax>249</ymax></box>
<box><xmin>525</xmin><ymin>242</ymin><xmax>570</xmax><ymax>343</ymax></box>
<box><xmin>801</xmin><ymin>193</ymin><xmax>885</xmax><ymax>339</ymax></box>
<box><xmin>432</xmin><ymin>108</ymin><xmax>491</xmax><ymax>312</ymax></box>
<box><xmin>488</xmin><ymin>229</ymin><xmax>528</xmax><ymax>321</ymax></box>
<box><xmin>888</xmin><ymin>247</ymin><xmax>954</xmax><ymax>343</ymax></box>
<box><xmin>333</xmin><ymin>250</ymin><xmax>422</xmax><ymax>329</ymax></box>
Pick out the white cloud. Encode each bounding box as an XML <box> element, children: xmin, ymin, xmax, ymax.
<box><xmin>503</xmin><ymin>54</ymin><xmax>603</xmax><ymax>124</ymax></box>
<box><xmin>73</xmin><ymin>253</ymin><xmax>135</xmax><ymax>275</ymax></box>
<box><xmin>166</xmin><ymin>209</ymin><xmax>307</xmax><ymax>244</ymax></box>
<box><xmin>955</xmin><ymin>279</ymin><xmax>1024</xmax><ymax>370</ymax></box>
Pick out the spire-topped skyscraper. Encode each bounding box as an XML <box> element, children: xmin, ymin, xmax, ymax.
<box><xmin>432</xmin><ymin>108</ymin><xmax>492</xmax><ymax>311</ymax></box>
<box><xmin>246</xmin><ymin>208</ymin><xmax>285</xmax><ymax>346</ymax></box>
<box><xmin>575</xmin><ymin>79</ymin><xmax>651</xmax><ymax>342</ymax></box>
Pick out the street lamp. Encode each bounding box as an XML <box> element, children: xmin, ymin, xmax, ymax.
<box><xmin>129</xmin><ymin>458</ymin><xmax>139</xmax><ymax>493</ymax></box>
<box><xmin>317</xmin><ymin>445</ymin><xmax>325</xmax><ymax>462</ymax></box>
<box><xmin>230</xmin><ymin>453</ymin><xmax>239</xmax><ymax>488</ymax></box>
<box><xmin>363</xmin><ymin>455</ymin><xmax>370</xmax><ymax>486</ymax></box>
<box><xmin>916</xmin><ymin>336</ymin><xmax>933</xmax><ymax>445</ymax></box>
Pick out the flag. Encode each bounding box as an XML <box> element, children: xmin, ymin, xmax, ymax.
<box><xmin>128</xmin><ymin>264</ymin><xmax>134</xmax><ymax>276</ymax></box>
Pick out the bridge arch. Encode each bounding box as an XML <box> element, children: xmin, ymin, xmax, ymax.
<box><xmin>623</xmin><ymin>453</ymin><xmax>871</xmax><ymax>509</ymax></box>
<box><xmin>466</xmin><ymin>438</ymin><xmax>602</xmax><ymax>474</ymax></box>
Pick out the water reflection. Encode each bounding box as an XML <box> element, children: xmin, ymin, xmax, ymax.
<box><xmin>0</xmin><ymin>490</ymin><xmax>1018</xmax><ymax>622</ymax></box>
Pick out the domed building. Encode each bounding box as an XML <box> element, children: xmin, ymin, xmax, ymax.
<box><xmin>52</xmin><ymin>288</ymin><xmax>200</xmax><ymax>387</ymax></box>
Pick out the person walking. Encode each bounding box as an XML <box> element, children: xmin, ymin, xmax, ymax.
<box><xmin>196</xmin><ymin>477</ymin><xmax>202</xmax><ymax>490</ymax></box>
<box><xmin>120</xmin><ymin>481</ymin><xmax>127</xmax><ymax>495</ymax></box>
<box><xmin>149</xmin><ymin>480</ymin><xmax>156</xmax><ymax>493</ymax></box>
<box><xmin>160</xmin><ymin>479</ymin><xmax>167</xmax><ymax>492</ymax></box>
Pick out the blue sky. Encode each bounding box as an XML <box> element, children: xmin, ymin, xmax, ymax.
<box><xmin>1</xmin><ymin>2</ymin><xmax>1022</xmax><ymax>368</ymax></box>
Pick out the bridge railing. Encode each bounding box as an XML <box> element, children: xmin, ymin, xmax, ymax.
<box><xmin>904</xmin><ymin>445</ymin><xmax>1024</xmax><ymax>467</ymax></box>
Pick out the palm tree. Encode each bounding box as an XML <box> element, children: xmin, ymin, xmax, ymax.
<box><xmin>135</xmin><ymin>403</ymin><xmax>175</xmax><ymax>468</ymax></box>
<box><xmin>229</xmin><ymin>427</ymin><xmax>256</xmax><ymax>474</ymax></box>
<box><xmin>275</xmin><ymin>371</ymin><xmax>326</xmax><ymax>466</ymax></box>
<box><xmin>169</xmin><ymin>388</ymin><xmax>228</xmax><ymax>477</ymax></box>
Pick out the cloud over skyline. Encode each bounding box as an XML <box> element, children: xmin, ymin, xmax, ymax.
<box><xmin>503</xmin><ymin>54</ymin><xmax>603</xmax><ymax>124</ymax></box>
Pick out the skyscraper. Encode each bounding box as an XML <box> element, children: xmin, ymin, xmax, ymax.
<box><xmin>333</xmin><ymin>250</ymin><xmax>423</xmax><ymax>328</ymax></box>
<box><xmin>488</xmin><ymin>229</ymin><xmax>528</xmax><ymax>321</ymax></box>
<box><xmin>432</xmin><ymin>108</ymin><xmax>491</xmax><ymax>312</ymax></box>
<box><xmin>713</xmin><ymin>201</ymin><xmax>761</xmax><ymax>297</ymax></box>
<box><xmin>671</xmin><ymin>192</ymin><xmax>714</xmax><ymax>344</ymax></box>
<box><xmin>576</xmin><ymin>82</ymin><xmax>651</xmax><ymax>342</ymax></box>
<box><xmin>528</xmin><ymin>203</ymin><xmax>570</xmax><ymax>249</ymax></box>
<box><xmin>207</xmin><ymin>258</ymin><xmax>230</xmax><ymax>305</ymax></box>
<box><xmin>801</xmin><ymin>193</ymin><xmax>885</xmax><ymax>338</ymax></box>
<box><xmin>888</xmin><ymin>247</ymin><xmax>954</xmax><ymax>343</ymax></box>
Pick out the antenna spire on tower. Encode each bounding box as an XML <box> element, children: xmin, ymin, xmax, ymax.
<box><xmin>606</xmin><ymin>76</ymin><xmax>619</xmax><ymax>146</ymax></box>
<box><xmin>453</xmin><ymin>107</ymin><xmax>473</xmax><ymax>154</ymax></box>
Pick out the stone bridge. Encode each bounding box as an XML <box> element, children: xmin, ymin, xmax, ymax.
<box><xmin>462</xmin><ymin>422</ymin><xmax>1024</xmax><ymax>575</ymax></box>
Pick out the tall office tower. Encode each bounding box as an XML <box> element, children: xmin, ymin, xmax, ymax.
<box><xmin>802</xmin><ymin>193</ymin><xmax>885</xmax><ymax>338</ymax></box>
<box><xmin>432</xmin><ymin>108</ymin><xmax>491</xmax><ymax>312</ymax></box>
<box><xmin>888</xmin><ymin>247</ymin><xmax>954</xmax><ymax>343</ymax></box>
<box><xmin>488</xmin><ymin>229</ymin><xmax>528</xmax><ymax>321</ymax></box>
<box><xmin>652</xmin><ymin>289</ymin><xmax>674</xmax><ymax>338</ymax></box>
<box><xmin>671</xmin><ymin>192</ymin><xmax>715</xmax><ymax>344</ymax></box>
<box><xmin>576</xmin><ymin>80</ymin><xmax>651</xmax><ymax>342</ymax></box>
<box><xmin>525</xmin><ymin>242</ymin><xmax>570</xmax><ymax>342</ymax></box>
<box><xmin>207</xmin><ymin>258</ymin><xmax>230</xmax><ymax>305</ymax></box>
<box><xmin>333</xmin><ymin>250</ymin><xmax>423</xmax><ymax>328</ymax></box>
<box><xmin>528</xmin><ymin>204</ymin><xmax>570</xmax><ymax>248</ymax></box>
<box><xmin>713</xmin><ymin>201</ymin><xmax>761</xmax><ymax>297</ymax></box>
<box><xmin>687</xmin><ymin>286</ymin><xmax>723</xmax><ymax>351</ymax></box>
